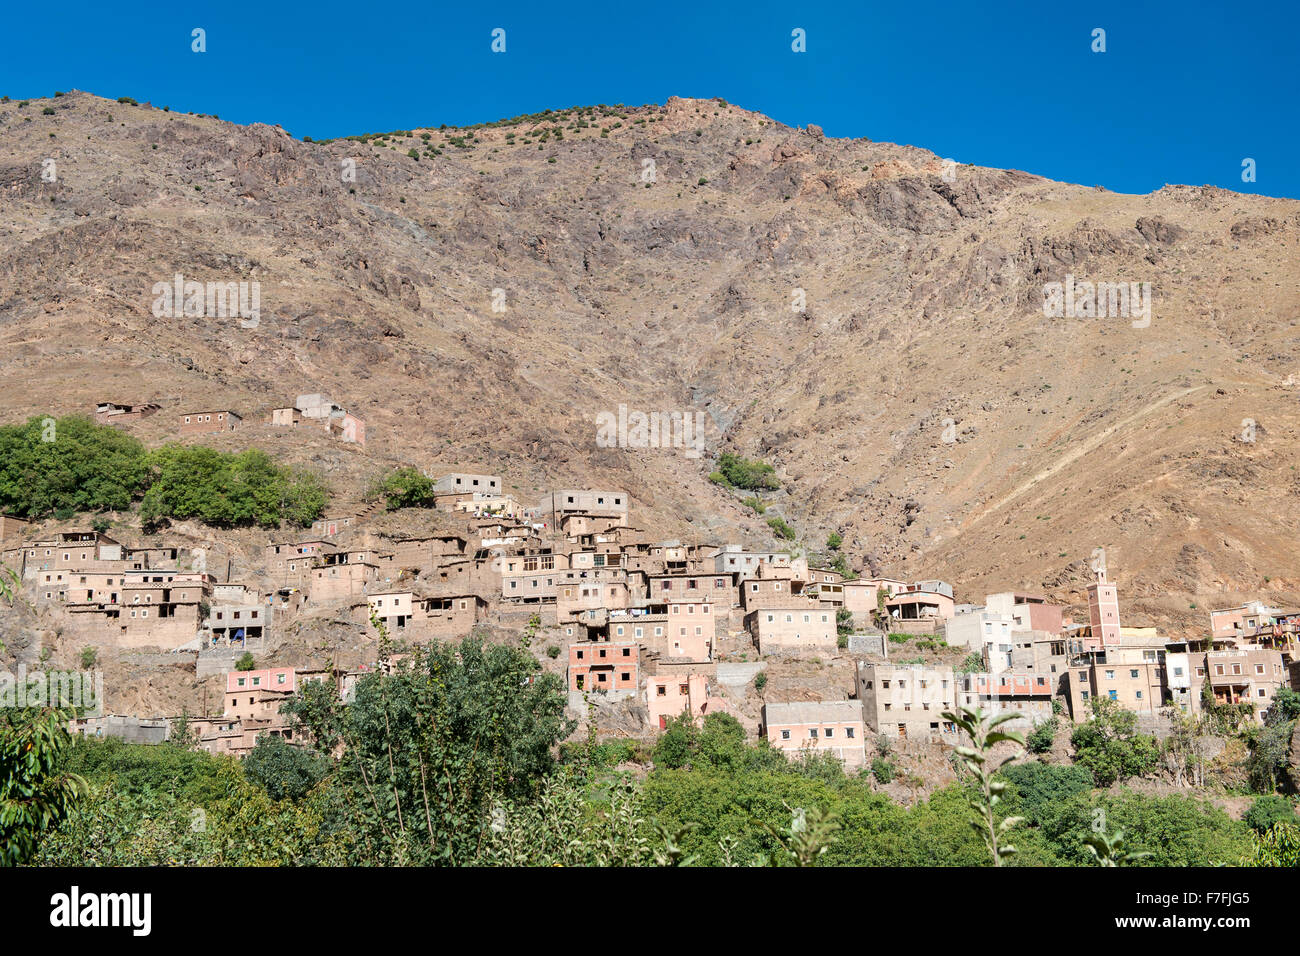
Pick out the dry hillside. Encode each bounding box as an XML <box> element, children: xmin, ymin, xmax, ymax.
<box><xmin>3</xmin><ymin>90</ymin><xmax>1299</xmax><ymax>635</ymax></box>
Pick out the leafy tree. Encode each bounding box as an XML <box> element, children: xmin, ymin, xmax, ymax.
<box><xmin>374</xmin><ymin>467</ymin><xmax>437</xmax><ymax>510</ymax></box>
<box><xmin>652</xmin><ymin>713</ymin><xmax>699</xmax><ymax>769</ymax></box>
<box><xmin>999</xmin><ymin>762</ymin><xmax>1094</xmax><ymax>826</ymax></box>
<box><xmin>1249</xmin><ymin>822</ymin><xmax>1300</xmax><ymax>866</ymax></box>
<box><xmin>826</xmin><ymin>531</ymin><xmax>842</xmax><ymax>551</ymax></box>
<box><xmin>282</xmin><ymin>624</ymin><xmax>573</xmax><ymax>865</ymax></box>
<box><xmin>1267</xmin><ymin>687</ymin><xmax>1300</xmax><ymax>724</ymax></box>
<box><xmin>0</xmin><ymin>415</ymin><xmax>149</xmax><ymax>518</ymax></box>
<box><xmin>140</xmin><ymin>446</ymin><xmax>325</xmax><ymax>529</ymax></box>
<box><xmin>235</xmin><ymin>652</ymin><xmax>256</xmax><ymax>671</ymax></box>
<box><xmin>1069</xmin><ymin>698</ymin><xmax>1160</xmax><ymax>786</ymax></box>
<box><xmin>1246</xmin><ymin>719</ymin><xmax>1295</xmax><ymax>794</ymax></box>
<box><xmin>0</xmin><ymin>707</ymin><xmax>88</xmax><ymax>865</ymax></box>
<box><xmin>243</xmin><ymin>734</ymin><xmax>330</xmax><ymax>801</ymax></box>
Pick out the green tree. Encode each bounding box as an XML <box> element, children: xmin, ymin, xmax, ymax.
<box><xmin>1069</xmin><ymin>698</ymin><xmax>1160</xmax><ymax>787</ymax></box>
<box><xmin>235</xmin><ymin>652</ymin><xmax>256</xmax><ymax>671</ymax></box>
<box><xmin>243</xmin><ymin>734</ymin><xmax>330</xmax><ymax>801</ymax></box>
<box><xmin>0</xmin><ymin>707</ymin><xmax>88</xmax><ymax>865</ymax></box>
<box><xmin>374</xmin><ymin>467</ymin><xmax>437</xmax><ymax>510</ymax></box>
<box><xmin>1243</xmin><ymin>795</ymin><xmax>1296</xmax><ymax>833</ymax></box>
<box><xmin>282</xmin><ymin>624</ymin><xmax>573</xmax><ymax>865</ymax></box>
<box><xmin>0</xmin><ymin>415</ymin><xmax>149</xmax><ymax>518</ymax></box>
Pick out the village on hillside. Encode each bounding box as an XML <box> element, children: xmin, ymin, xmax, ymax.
<box><xmin>2</xmin><ymin>399</ymin><xmax>1295</xmax><ymax>769</ymax></box>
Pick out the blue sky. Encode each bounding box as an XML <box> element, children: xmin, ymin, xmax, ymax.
<box><xmin>2</xmin><ymin>0</ymin><xmax>1297</xmax><ymax>197</ymax></box>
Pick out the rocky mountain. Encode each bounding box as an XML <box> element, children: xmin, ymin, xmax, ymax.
<box><xmin>3</xmin><ymin>90</ymin><xmax>1299</xmax><ymax>634</ymax></box>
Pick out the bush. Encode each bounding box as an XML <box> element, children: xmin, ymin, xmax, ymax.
<box><xmin>545</xmin><ymin>644</ymin><xmax>560</xmax><ymax>659</ymax></box>
<box><xmin>1026</xmin><ymin>717</ymin><xmax>1058</xmax><ymax>754</ymax></box>
<box><xmin>79</xmin><ymin>647</ymin><xmax>97</xmax><ymax>669</ymax></box>
<box><xmin>753</xmin><ymin>671</ymin><xmax>767</xmax><ymax>693</ymax></box>
<box><xmin>708</xmin><ymin>452</ymin><xmax>780</xmax><ymax>491</ymax></box>
<box><xmin>243</xmin><ymin>734</ymin><xmax>329</xmax><ymax>801</ymax></box>
<box><xmin>826</xmin><ymin>531</ymin><xmax>842</xmax><ymax>551</ymax></box>
<box><xmin>999</xmin><ymin>762</ymin><xmax>1094</xmax><ymax>826</ymax></box>
<box><xmin>871</xmin><ymin>757</ymin><xmax>895</xmax><ymax>783</ymax></box>
<box><xmin>766</xmin><ymin>516</ymin><xmax>795</xmax><ymax>540</ymax></box>
<box><xmin>1244</xmin><ymin>795</ymin><xmax>1296</xmax><ymax>833</ymax></box>
<box><xmin>235</xmin><ymin>652</ymin><xmax>256</xmax><ymax>671</ymax></box>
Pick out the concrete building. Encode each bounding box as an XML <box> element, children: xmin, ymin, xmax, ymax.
<box><xmin>856</xmin><ymin>662</ymin><xmax>959</xmax><ymax>741</ymax></box>
<box><xmin>761</xmin><ymin>700</ymin><xmax>866</xmax><ymax>768</ymax></box>
<box><xmin>1204</xmin><ymin>647</ymin><xmax>1287</xmax><ymax>718</ymax></box>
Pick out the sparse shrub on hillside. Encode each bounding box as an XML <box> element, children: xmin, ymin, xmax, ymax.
<box><xmin>741</xmin><ymin>496</ymin><xmax>766</xmax><ymax>515</ymax></box>
<box><xmin>116</xmin><ymin>96</ymin><xmax>137</xmax><ymax>105</ymax></box>
<box><xmin>708</xmin><ymin>452</ymin><xmax>780</xmax><ymax>491</ymax></box>
<box><xmin>235</xmin><ymin>652</ymin><xmax>256</xmax><ymax>671</ymax></box>
<box><xmin>42</xmin><ymin>107</ymin><xmax>55</xmax><ymax>115</ymax></box>
<box><xmin>826</xmin><ymin>531</ymin><xmax>842</xmax><ymax>551</ymax></box>
<box><xmin>766</xmin><ymin>516</ymin><xmax>795</xmax><ymax>541</ymax></box>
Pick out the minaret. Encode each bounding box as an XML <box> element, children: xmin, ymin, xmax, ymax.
<box><xmin>1086</xmin><ymin>565</ymin><xmax>1121</xmax><ymax>649</ymax></box>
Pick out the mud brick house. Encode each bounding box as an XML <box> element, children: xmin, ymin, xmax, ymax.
<box><xmin>642</xmin><ymin>570</ymin><xmax>737</xmax><ymax>609</ymax></box>
<box><xmin>0</xmin><ymin>514</ymin><xmax>29</xmax><ymax>542</ymax></box>
<box><xmin>270</xmin><ymin>393</ymin><xmax>365</xmax><ymax>445</ymax></box>
<box><xmin>179</xmin><ymin>410</ymin><xmax>242</xmax><ymax>435</ymax></box>
<box><xmin>367</xmin><ymin>590</ymin><xmax>488</xmax><ymax>639</ymax></box>
<box><xmin>761</xmin><ymin>700</ymin><xmax>866</xmax><ymax>768</ymax></box>
<box><xmin>884</xmin><ymin>582</ymin><xmax>956</xmax><ymax>632</ymax></box>
<box><xmin>501</xmin><ymin>547</ymin><xmax>566</xmax><ymax>604</ymax></box>
<box><xmin>744</xmin><ymin>603</ymin><xmax>836</xmax><ymax>654</ymax></box>
<box><xmin>665</xmin><ymin>597</ymin><xmax>716</xmax><ymax>660</ymax></box>
<box><xmin>205</xmin><ymin>602</ymin><xmax>270</xmax><ymax>647</ymax></box>
<box><xmin>431</xmin><ymin>473</ymin><xmax>503</xmax><ymax>510</ymax></box>
<box><xmin>265</xmin><ymin>539</ymin><xmax>337</xmax><ymax>589</ymax></box>
<box><xmin>857</xmin><ymin>662</ymin><xmax>960</xmax><ymax>741</ymax></box>
<box><xmin>557</xmin><ymin>572</ymin><xmax>634</xmax><ymax>622</ymax></box>
<box><xmin>309</xmin><ymin>552</ymin><xmax>379</xmax><ymax>603</ymax></box>
<box><xmin>646</xmin><ymin>671</ymin><xmax>730</xmax><ymax>730</ymax></box>
<box><xmin>94</xmin><ymin>401</ymin><xmax>160</xmax><ymax>427</ymax></box>
<box><xmin>605</xmin><ymin>608</ymin><xmax>668</xmax><ymax>646</ymax></box>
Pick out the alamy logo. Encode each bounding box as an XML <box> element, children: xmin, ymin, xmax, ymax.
<box><xmin>50</xmin><ymin>886</ymin><xmax>151</xmax><ymax>936</ymax></box>
<box><xmin>1041</xmin><ymin>275</ymin><xmax>1151</xmax><ymax>328</ymax></box>
<box><xmin>151</xmin><ymin>273</ymin><xmax>260</xmax><ymax>328</ymax></box>
<box><xmin>595</xmin><ymin>404</ymin><xmax>705</xmax><ymax>459</ymax></box>
<box><xmin>0</xmin><ymin>666</ymin><xmax>102</xmax><ymax>715</ymax></box>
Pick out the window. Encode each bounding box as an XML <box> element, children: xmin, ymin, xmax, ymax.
<box><xmin>845</xmin><ymin>727</ymin><xmax>855</xmax><ymax>738</ymax></box>
<box><xmin>780</xmin><ymin>730</ymin><xmax>790</xmax><ymax>740</ymax></box>
<box><xmin>824</xmin><ymin>728</ymin><xmax>834</xmax><ymax>738</ymax></box>
<box><xmin>1105</xmin><ymin>670</ymin><xmax>1115</xmax><ymax>680</ymax></box>
<box><xmin>1108</xmin><ymin>690</ymin><xmax>1118</xmax><ymax>701</ymax></box>
<box><xmin>1129</xmin><ymin>669</ymin><xmax>1139</xmax><ymax>679</ymax></box>
<box><xmin>808</xmin><ymin>729</ymin><xmax>818</xmax><ymax>738</ymax></box>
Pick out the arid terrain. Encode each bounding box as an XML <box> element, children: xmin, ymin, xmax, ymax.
<box><xmin>3</xmin><ymin>89</ymin><xmax>1299</xmax><ymax>637</ymax></box>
